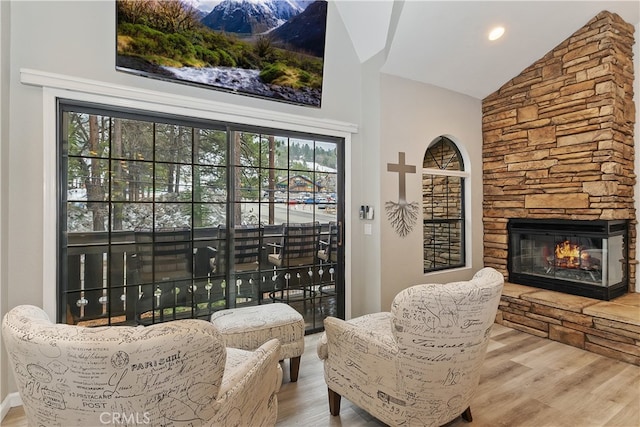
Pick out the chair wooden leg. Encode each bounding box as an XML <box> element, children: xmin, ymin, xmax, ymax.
<box><xmin>328</xmin><ymin>388</ymin><xmax>341</xmax><ymax>416</ymax></box>
<box><xmin>462</xmin><ymin>406</ymin><xmax>473</xmax><ymax>422</ymax></box>
<box><xmin>290</xmin><ymin>356</ymin><xmax>301</xmax><ymax>382</ymax></box>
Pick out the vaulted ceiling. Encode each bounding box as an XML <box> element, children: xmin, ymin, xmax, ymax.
<box><xmin>334</xmin><ymin>1</ymin><xmax>640</xmax><ymax>100</ymax></box>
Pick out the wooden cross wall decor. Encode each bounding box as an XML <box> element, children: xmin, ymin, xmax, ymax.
<box><xmin>385</xmin><ymin>152</ymin><xmax>419</xmax><ymax>237</ymax></box>
<box><xmin>387</xmin><ymin>152</ymin><xmax>416</xmax><ymax>203</ymax></box>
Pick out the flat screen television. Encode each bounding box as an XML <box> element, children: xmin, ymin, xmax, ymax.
<box><xmin>116</xmin><ymin>0</ymin><xmax>327</xmax><ymax>108</ymax></box>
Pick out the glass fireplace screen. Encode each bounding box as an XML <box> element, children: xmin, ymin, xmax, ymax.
<box><xmin>507</xmin><ymin>219</ymin><xmax>628</xmax><ymax>300</ymax></box>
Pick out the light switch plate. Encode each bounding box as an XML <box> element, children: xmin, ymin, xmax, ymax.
<box><xmin>364</xmin><ymin>223</ymin><xmax>372</xmax><ymax>235</ymax></box>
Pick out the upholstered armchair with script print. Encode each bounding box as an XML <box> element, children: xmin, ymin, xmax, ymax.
<box><xmin>317</xmin><ymin>267</ymin><xmax>504</xmax><ymax>426</ymax></box>
<box><xmin>3</xmin><ymin>305</ymin><xmax>282</xmax><ymax>427</ymax></box>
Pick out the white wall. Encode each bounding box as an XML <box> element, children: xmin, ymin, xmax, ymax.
<box><xmin>0</xmin><ymin>0</ymin><xmax>9</xmax><ymax>416</ymax></box>
<box><xmin>348</xmin><ymin>50</ymin><xmax>384</xmax><ymax>318</ymax></box>
<box><xmin>379</xmin><ymin>74</ymin><xmax>484</xmax><ymax>309</ymax></box>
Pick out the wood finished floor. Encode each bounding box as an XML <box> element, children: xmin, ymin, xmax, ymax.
<box><xmin>3</xmin><ymin>324</ymin><xmax>639</xmax><ymax>427</ymax></box>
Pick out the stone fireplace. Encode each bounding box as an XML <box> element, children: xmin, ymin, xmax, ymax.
<box><xmin>482</xmin><ymin>10</ymin><xmax>637</xmax><ymax>295</ymax></box>
<box><xmin>507</xmin><ymin>218</ymin><xmax>628</xmax><ymax>300</ymax></box>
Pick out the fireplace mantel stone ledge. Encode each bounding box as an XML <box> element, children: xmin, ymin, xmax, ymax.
<box><xmin>496</xmin><ymin>283</ymin><xmax>640</xmax><ymax>365</ymax></box>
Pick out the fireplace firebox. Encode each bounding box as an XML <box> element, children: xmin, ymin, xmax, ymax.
<box><xmin>507</xmin><ymin>219</ymin><xmax>628</xmax><ymax>301</ymax></box>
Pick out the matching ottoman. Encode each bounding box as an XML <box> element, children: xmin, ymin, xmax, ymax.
<box><xmin>210</xmin><ymin>303</ymin><xmax>305</xmax><ymax>382</ymax></box>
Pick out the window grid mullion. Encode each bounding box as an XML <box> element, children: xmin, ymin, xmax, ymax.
<box><xmin>423</xmin><ymin>138</ymin><xmax>465</xmax><ymax>273</ymax></box>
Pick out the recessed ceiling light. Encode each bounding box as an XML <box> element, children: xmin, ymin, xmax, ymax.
<box><xmin>488</xmin><ymin>26</ymin><xmax>505</xmax><ymax>41</ymax></box>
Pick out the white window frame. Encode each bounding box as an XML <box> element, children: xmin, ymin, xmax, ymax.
<box><xmin>422</xmin><ymin>139</ymin><xmax>470</xmax><ymax>273</ymax></box>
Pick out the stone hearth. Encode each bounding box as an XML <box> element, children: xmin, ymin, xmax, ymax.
<box><xmin>497</xmin><ymin>282</ymin><xmax>640</xmax><ymax>366</ymax></box>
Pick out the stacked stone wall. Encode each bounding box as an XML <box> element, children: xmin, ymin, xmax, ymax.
<box><xmin>422</xmin><ymin>175</ymin><xmax>463</xmax><ymax>269</ymax></box>
<box><xmin>423</xmin><ymin>140</ymin><xmax>464</xmax><ymax>270</ymax></box>
<box><xmin>482</xmin><ymin>11</ymin><xmax>637</xmax><ymax>291</ymax></box>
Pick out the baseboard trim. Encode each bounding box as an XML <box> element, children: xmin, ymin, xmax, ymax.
<box><xmin>0</xmin><ymin>392</ymin><xmax>22</xmax><ymax>422</ymax></box>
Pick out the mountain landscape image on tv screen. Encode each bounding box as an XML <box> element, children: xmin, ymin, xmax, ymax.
<box><xmin>116</xmin><ymin>0</ymin><xmax>327</xmax><ymax>107</ymax></box>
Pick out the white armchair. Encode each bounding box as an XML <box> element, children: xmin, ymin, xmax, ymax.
<box><xmin>2</xmin><ymin>305</ymin><xmax>282</xmax><ymax>427</ymax></box>
<box><xmin>317</xmin><ymin>267</ymin><xmax>504</xmax><ymax>426</ymax></box>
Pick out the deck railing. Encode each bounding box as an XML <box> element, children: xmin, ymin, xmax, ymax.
<box><xmin>64</xmin><ymin>224</ymin><xmax>337</xmax><ymax>330</ymax></box>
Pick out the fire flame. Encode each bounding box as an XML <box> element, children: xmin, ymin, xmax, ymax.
<box><xmin>556</xmin><ymin>240</ymin><xmax>591</xmax><ymax>268</ymax></box>
<box><xmin>555</xmin><ymin>240</ymin><xmax>579</xmax><ymax>260</ymax></box>
<box><xmin>555</xmin><ymin>240</ymin><xmax>582</xmax><ymax>268</ymax></box>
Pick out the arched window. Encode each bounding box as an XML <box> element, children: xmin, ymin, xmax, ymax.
<box><xmin>423</xmin><ymin>137</ymin><xmax>466</xmax><ymax>272</ymax></box>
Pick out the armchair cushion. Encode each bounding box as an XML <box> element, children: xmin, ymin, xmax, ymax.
<box><xmin>2</xmin><ymin>305</ymin><xmax>282</xmax><ymax>427</ymax></box>
<box><xmin>316</xmin><ymin>311</ymin><xmax>394</xmax><ymax>360</ymax></box>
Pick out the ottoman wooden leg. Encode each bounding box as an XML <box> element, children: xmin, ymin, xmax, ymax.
<box><xmin>290</xmin><ymin>356</ymin><xmax>301</xmax><ymax>382</ymax></box>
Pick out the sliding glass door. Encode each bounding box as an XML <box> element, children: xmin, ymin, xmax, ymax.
<box><xmin>58</xmin><ymin>101</ymin><xmax>343</xmax><ymax>333</ymax></box>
